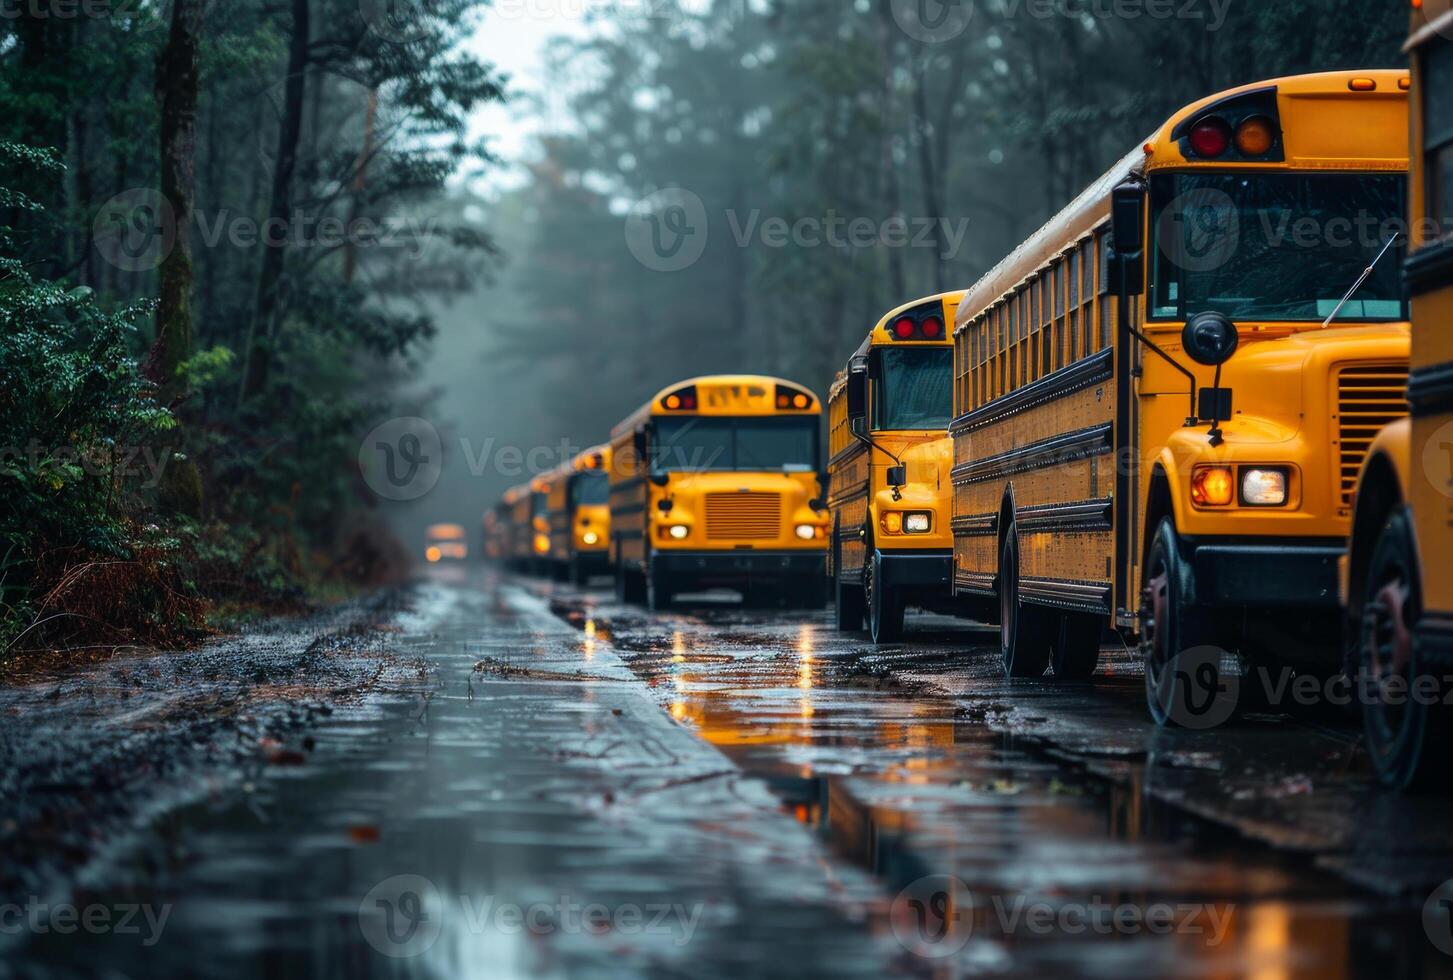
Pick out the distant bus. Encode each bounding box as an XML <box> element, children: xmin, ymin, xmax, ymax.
<box><xmin>540</xmin><ymin>445</ymin><xmax>613</xmax><ymax>585</ymax></box>
<box><xmin>501</xmin><ymin>480</ymin><xmax>549</xmax><ymax>573</ymax></box>
<box><xmin>1343</xmin><ymin>8</ymin><xmax>1452</xmax><ymax>790</ymax></box>
<box><xmin>425</xmin><ymin>523</ymin><xmax>468</xmax><ymax>563</ymax></box>
<box><xmin>608</xmin><ymin>375</ymin><xmax>829</xmax><ymax>610</ymax></box>
<box><xmin>948</xmin><ymin>70</ymin><xmax>1411</xmax><ymax>704</ymax></box>
<box><xmin>827</xmin><ymin>292</ymin><xmax>966</xmax><ymax>643</ymax></box>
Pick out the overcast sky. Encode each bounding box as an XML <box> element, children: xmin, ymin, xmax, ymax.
<box><xmin>459</xmin><ymin>2</ymin><xmax>595</xmax><ymax>193</ymax></box>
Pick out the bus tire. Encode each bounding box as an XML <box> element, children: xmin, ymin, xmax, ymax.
<box><xmin>1141</xmin><ymin>518</ymin><xmax>1219</xmax><ymax>726</ymax></box>
<box><xmin>865</xmin><ymin>551</ymin><xmax>906</xmax><ymax>645</ymax></box>
<box><xmin>1051</xmin><ymin>613</ymin><xmax>1102</xmax><ymax>681</ymax></box>
<box><xmin>999</xmin><ymin>520</ymin><xmax>1050</xmax><ymax>677</ymax></box>
<box><xmin>1358</xmin><ymin>507</ymin><xmax>1449</xmax><ymax>791</ymax></box>
<box><xmin>833</xmin><ymin>519</ymin><xmax>865</xmax><ymax>631</ymax></box>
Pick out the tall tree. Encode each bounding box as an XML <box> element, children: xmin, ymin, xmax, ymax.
<box><xmin>239</xmin><ymin>0</ymin><xmax>309</xmax><ymax>404</ymax></box>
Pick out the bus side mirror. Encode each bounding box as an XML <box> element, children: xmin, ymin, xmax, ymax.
<box><xmin>886</xmin><ymin>465</ymin><xmax>907</xmax><ymax>488</ymax></box>
<box><xmin>846</xmin><ymin>356</ymin><xmax>868</xmax><ymax>432</ymax></box>
<box><xmin>1110</xmin><ymin>181</ymin><xmax>1146</xmax><ymax>298</ymax></box>
<box><xmin>650</xmin><ymin>472</ymin><xmax>670</xmax><ymax>488</ymax></box>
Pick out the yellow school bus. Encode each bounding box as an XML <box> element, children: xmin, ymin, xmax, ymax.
<box><xmin>950</xmin><ymin>70</ymin><xmax>1411</xmax><ymax>705</ymax></box>
<box><xmin>827</xmin><ymin>292</ymin><xmax>968</xmax><ymax>642</ymax></box>
<box><xmin>501</xmin><ymin>480</ymin><xmax>550</xmax><ymax>573</ymax></box>
<box><xmin>541</xmin><ymin>445</ymin><xmax>613</xmax><ymax>585</ymax></box>
<box><xmin>425</xmin><ymin>524</ymin><xmax>469</xmax><ymax>563</ymax></box>
<box><xmin>609</xmin><ymin>375</ymin><xmax>829</xmax><ymax>610</ymax></box>
<box><xmin>1344</xmin><ymin>6</ymin><xmax>1452</xmax><ymax>790</ymax></box>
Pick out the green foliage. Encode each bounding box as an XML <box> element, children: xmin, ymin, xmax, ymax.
<box><xmin>0</xmin><ymin>2</ymin><xmax>504</xmax><ymax>651</ymax></box>
<box><xmin>0</xmin><ymin>145</ymin><xmax>176</xmax><ymax>647</ymax></box>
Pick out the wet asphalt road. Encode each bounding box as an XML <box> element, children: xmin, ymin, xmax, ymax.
<box><xmin>6</xmin><ymin>566</ymin><xmax>1453</xmax><ymax>978</ymax></box>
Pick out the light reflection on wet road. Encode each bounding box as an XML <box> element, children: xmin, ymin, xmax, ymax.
<box><xmin>542</xmin><ymin>576</ymin><xmax>1453</xmax><ymax>979</ymax></box>
<box><xmin>8</xmin><ymin>567</ymin><xmax>1453</xmax><ymax>979</ymax></box>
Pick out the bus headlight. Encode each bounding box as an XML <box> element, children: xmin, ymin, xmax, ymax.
<box><xmin>667</xmin><ymin>525</ymin><xmax>690</xmax><ymax>540</ymax></box>
<box><xmin>795</xmin><ymin>524</ymin><xmax>819</xmax><ymax>541</ymax></box>
<box><xmin>1242</xmin><ymin>468</ymin><xmax>1289</xmax><ymax>507</ymax></box>
<box><xmin>582</xmin><ymin>531</ymin><xmax>600</xmax><ymax>546</ymax></box>
<box><xmin>880</xmin><ymin>512</ymin><xmax>932</xmax><ymax>535</ymax></box>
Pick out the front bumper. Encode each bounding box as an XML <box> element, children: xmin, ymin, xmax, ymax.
<box><xmin>652</xmin><ymin>550</ymin><xmax>825</xmax><ymax>586</ymax></box>
<box><xmin>876</xmin><ymin>550</ymin><xmax>954</xmax><ymax>591</ymax></box>
<box><xmin>1187</xmin><ymin>538</ymin><xmax>1343</xmax><ymax>608</ymax></box>
<box><xmin>572</xmin><ymin>549</ymin><xmax>611</xmax><ymax>572</ymax></box>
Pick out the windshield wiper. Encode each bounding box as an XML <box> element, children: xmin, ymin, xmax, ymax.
<box><xmin>1321</xmin><ymin>232</ymin><xmax>1402</xmax><ymax>329</ymax></box>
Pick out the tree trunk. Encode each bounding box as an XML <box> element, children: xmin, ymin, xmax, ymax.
<box><xmin>154</xmin><ymin>0</ymin><xmax>203</xmax><ymax>397</ymax></box>
<box><xmin>153</xmin><ymin>0</ymin><xmax>206</xmax><ymax>517</ymax></box>
<box><xmin>239</xmin><ymin>0</ymin><xmax>311</xmax><ymax>405</ymax></box>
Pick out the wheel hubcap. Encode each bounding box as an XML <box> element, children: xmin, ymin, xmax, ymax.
<box><xmin>1364</xmin><ymin>575</ymin><xmax>1413</xmax><ymax>737</ymax></box>
<box><xmin>1141</xmin><ymin>568</ymin><xmax>1170</xmax><ymax>686</ymax></box>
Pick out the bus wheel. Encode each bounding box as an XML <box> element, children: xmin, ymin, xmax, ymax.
<box><xmin>833</xmin><ymin>520</ymin><xmax>865</xmax><ymax>630</ymax></box>
<box><xmin>1051</xmin><ymin>613</ymin><xmax>1101</xmax><ymax>681</ymax></box>
<box><xmin>1141</xmin><ymin>519</ymin><xmax>1217</xmax><ymax>726</ymax></box>
<box><xmin>865</xmin><ymin>552</ymin><xmax>906</xmax><ymax>644</ymax></box>
<box><xmin>1359</xmin><ymin>507</ymin><xmax>1447</xmax><ymax>791</ymax></box>
<box><xmin>999</xmin><ymin>522</ymin><xmax>1050</xmax><ymax>677</ymax></box>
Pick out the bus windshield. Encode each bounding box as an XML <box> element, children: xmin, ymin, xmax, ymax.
<box><xmin>654</xmin><ymin>417</ymin><xmax>819</xmax><ymax>473</ymax></box>
<box><xmin>1149</xmin><ymin>173</ymin><xmax>1407</xmax><ymax>323</ymax></box>
<box><xmin>874</xmin><ymin>347</ymin><xmax>952</xmax><ymax>430</ymax></box>
<box><xmin>571</xmin><ymin>472</ymin><xmax>608</xmax><ymax>506</ymax></box>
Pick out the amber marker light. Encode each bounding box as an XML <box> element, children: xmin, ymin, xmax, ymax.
<box><xmin>1235</xmin><ymin>116</ymin><xmax>1276</xmax><ymax>157</ymax></box>
<box><xmin>1348</xmin><ymin>78</ymin><xmax>1377</xmax><ymax>92</ymax></box>
<box><xmin>1191</xmin><ymin>466</ymin><xmax>1235</xmax><ymax>508</ymax></box>
<box><xmin>881</xmin><ymin>512</ymin><xmax>904</xmax><ymax>535</ymax></box>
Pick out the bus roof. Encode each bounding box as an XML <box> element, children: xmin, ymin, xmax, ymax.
<box><xmin>831</xmin><ymin>291</ymin><xmax>965</xmax><ymax>402</ymax></box>
<box><xmin>611</xmin><ymin>375</ymin><xmax>822</xmax><ymax>438</ymax></box>
<box><xmin>867</xmin><ymin>290</ymin><xmax>965</xmax><ymax>349</ymax></box>
<box><xmin>955</xmin><ymin>69</ymin><xmax>1410</xmax><ymax>332</ymax></box>
<box><xmin>571</xmin><ymin>444</ymin><xmax>612</xmax><ymax>473</ymax></box>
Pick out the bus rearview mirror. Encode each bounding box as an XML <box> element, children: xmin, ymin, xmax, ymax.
<box><xmin>1111</xmin><ymin>181</ymin><xmax>1146</xmax><ymax>298</ymax></box>
<box><xmin>846</xmin><ymin>358</ymin><xmax>868</xmax><ymax>422</ymax></box>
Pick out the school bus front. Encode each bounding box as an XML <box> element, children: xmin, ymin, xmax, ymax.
<box><xmin>545</xmin><ymin>445</ymin><xmax>612</xmax><ymax>585</ymax></box>
<box><xmin>828</xmin><ymin>293</ymin><xmax>963</xmax><ymax>643</ymax></box>
<box><xmin>609</xmin><ymin>376</ymin><xmax>829</xmax><ymax>610</ymax></box>
<box><xmin>1342</xmin><ymin>5</ymin><xmax>1453</xmax><ymax>791</ymax></box>
<box><xmin>950</xmin><ymin>70</ymin><xmax>1411</xmax><ymax>700</ymax></box>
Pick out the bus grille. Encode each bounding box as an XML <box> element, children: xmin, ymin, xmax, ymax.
<box><xmin>705</xmin><ymin>492</ymin><xmax>781</xmax><ymax>541</ymax></box>
<box><xmin>1337</xmin><ymin>365</ymin><xmax>1409</xmax><ymax>507</ymax></box>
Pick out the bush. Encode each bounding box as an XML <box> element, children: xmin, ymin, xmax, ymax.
<box><xmin>0</xmin><ymin>142</ymin><xmax>201</xmax><ymax>653</ymax></box>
